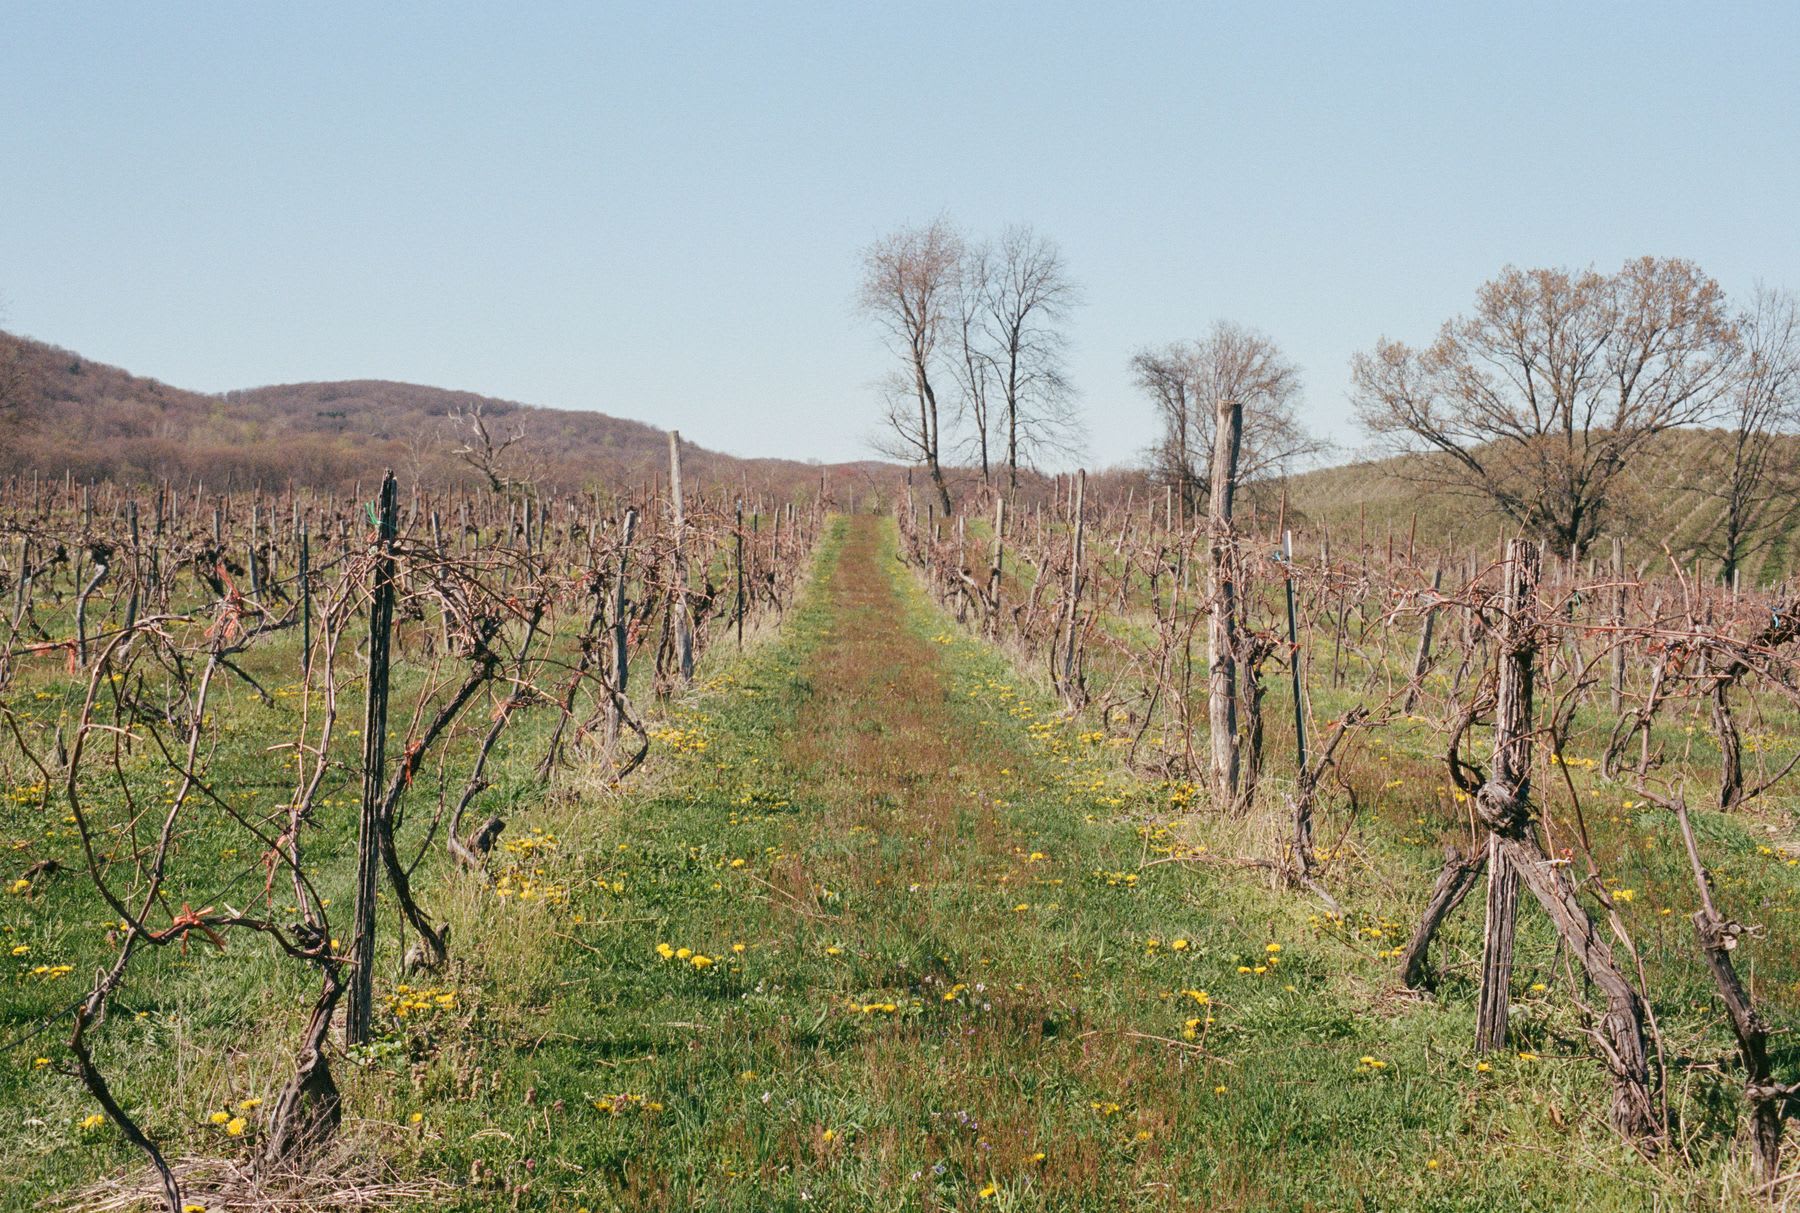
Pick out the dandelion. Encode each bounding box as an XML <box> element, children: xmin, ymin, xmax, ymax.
<box><xmin>1171</xmin><ymin>938</ymin><xmax>1189</xmax><ymax>951</ymax></box>
<box><xmin>209</xmin><ymin>1111</ymin><xmax>230</xmax><ymax>1125</ymax></box>
<box><xmin>1213</xmin><ymin>1084</ymin><xmax>1227</xmax><ymax>1095</ymax></box>
<box><xmin>224</xmin><ymin>1116</ymin><xmax>247</xmax><ymax>1136</ymax></box>
<box><xmin>409</xmin><ymin>1111</ymin><xmax>423</xmax><ymax>1124</ymax></box>
<box><xmin>78</xmin><ymin>1113</ymin><xmax>105</xmax><ymax>1131</ymax></box>
<box><xmin>656</xmin><ymin>943</ymin><xmax>674</xmax><ymax>959</ymax></box>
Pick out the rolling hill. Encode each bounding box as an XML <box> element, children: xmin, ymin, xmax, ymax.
<box><xmin>1280</xmin><ymin>431</ymin><xmax>1800</xmax><ymax>585</ymax></box>
<box><xmin>0</xmin><ymin>329</ymin><xmax>902</xmax><ymax>500</ymax></box>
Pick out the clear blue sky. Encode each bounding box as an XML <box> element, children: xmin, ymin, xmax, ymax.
<box><xmin>3</xmin><ymin>2</ymin><xmax>1796</xmax><ymax>470</ymax></box>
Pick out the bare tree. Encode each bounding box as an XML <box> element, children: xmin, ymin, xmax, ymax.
<box><xmin>861</xmin><ymin>219</ymin><xmax>961</xmax><ymax>514</ymax></box>
<box><xmin>1683</xmin><ymin>285</ymin><xmax>1800</xmax><ymax>584</ymax></box>
<box><xmin>449</xmin><ymin>400</ymin><xmax>536</xmax><ymax>499</ymax></box>
<box><xmin>950</xmin><ymin>242</ymin><xmax>998</xmax><ymax>484</ymax></box>
<box><xmin>981</xmin><ymin>225</ymin><xmax>1082</xmax><ymax>489</ymax></box>
<box><xmin>1134</xmin><ymin>324</ymin><xmax>1320</xmax><ymax>515</ymax></box>
<box><xmin>1352</xmin><ymin>257</ymin><xmax>1738</xmax><ymax>559</ymax></box>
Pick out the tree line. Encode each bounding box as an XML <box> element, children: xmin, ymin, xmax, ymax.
<box><xmin>861</xmin><ymin>230</ymin><xmax>1800</xmax><ymax>576</ymax></box>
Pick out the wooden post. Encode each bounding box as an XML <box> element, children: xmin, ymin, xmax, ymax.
<box><xmin>298</xmin><ymin>528</ymin><xmax>312</xmax><ymax>676</ymax></box>
<box><xmin>124</xmin><ymin>500</ymin><xmax>140</xmax><ymax>632</ymax></box>
<box><xmin>733</xmin><ymin>499</ymin><xmax>745</xmax><ymax>650</ymax></box>
<box><xmin>1610</xmin><ymin>537</ymin><xmax>1626</xmax><ymax>714</ymax></box>
<box><xmin>1281</xmin><ymin>530</ymin><xmax>1307</xmax><ymax>776</ymax></box>
<box><xmin>668</xmin><ymin>432</ymin><xmax>693</xmax><ymax>684</ymax></box>
<box><xmin>1281</xmin><ymin>530</ymin><xmax>1314</xmax><ymax>863</ymax></box>
<box><xmin>347</xmin><ymin>472</ymin><xmax>399</xmax><ymax>1046</ymax></box>
<box><xmin>1058</xmin><ymin>470</ymin><xmax>1087</xmax><ymax>704</ymax></box>
<box><xmin>1207</xmin><ymin>400</ymin><xmax>1245</xmax><ymax>810</ymax></box>
<box><xmin>1474</xmin><ymin>538</ymin><xmax>1537</xmax><ymax>1053</ymax></box>
<box><xmin>247</xmin><ymin>500</ymin><xmax>263</xmax><ymax>600</ymax></box>
<box><xmin>987</xmin><ymin>496</ymin><xmax>1005</xmax><ymax>638</ymax></box>
<box><xmin>609</xmin><ymin>507</ymin><xmax>639</xmax><ymax>742</ymax></box>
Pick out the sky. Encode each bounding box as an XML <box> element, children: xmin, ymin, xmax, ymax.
<box><xmin>3</xmin><ymin>2</ymin><xmax>1797</xmax><ymax>471</ymax></box>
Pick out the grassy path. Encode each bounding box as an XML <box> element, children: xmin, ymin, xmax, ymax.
<box><xmin>283</xmin><ymin>516</ymin><xmax>1686</xmax><ymax>1209</ymax></box>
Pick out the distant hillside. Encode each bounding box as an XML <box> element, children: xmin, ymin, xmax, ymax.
<box><xmin>0</xmin><ymin>330</ymin><xmax>902</xmax><ymax>500</ymax></box>
<box><xmin>1282</xmin><ymin>430</ymin><xmax>1800</xmax><ymax>585</ymax></box>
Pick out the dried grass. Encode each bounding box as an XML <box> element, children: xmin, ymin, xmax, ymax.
<box><xmin>57</xmin><ymin>1127</ymin><xmax>452</xmax><ymax>1213</ymax></box>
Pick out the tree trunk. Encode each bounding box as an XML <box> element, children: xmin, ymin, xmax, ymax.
<box><xmin>1498</xmin><ymin>833</ymin><xmax>1659</xmax><ymax>1143</ymax></box>
<box><xmin>1399</xmin><ymin>846</ymin><xmax>1486</xmax><ymax>990</ymax></box>
<box><xmin>1402</xmin><ymin>565</ymin><xmax>1443</xmax><ymax>712</ymax></box>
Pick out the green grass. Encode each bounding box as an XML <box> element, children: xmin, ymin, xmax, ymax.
<box><xmin>6</xmin><ymin>514</ymin><xmax>1800</xmax><ymax>1209</ymax></box>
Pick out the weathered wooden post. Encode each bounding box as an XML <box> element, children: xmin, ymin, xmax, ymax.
<box><xmin>124</xmin><ymin>500</ymin><xmax>140</xmax><ymax>632</ymax></box>
<box><xmin>1475</xmin><ymin>539</ymin><xmax>1536</xmax><ymax>1053</ymax></box>
<box><xmin>1610</xmin><ymin>537</ymin><xmax>1626</xmax><ymax>714</ymax></box>
<box><xmin>347</xmin><ymin>471</ymin><xmax>399</xmax><ymax>1046</ymax></box>
<box><xmin>248</xmin><ymin>500</ymin><xmax>264</xmax><ymax>600</ymax></box>
<box><xmin>1281</xmin><ymin>530</ymin><xmax>1307</xmax><ymax>777</ymax></box>
<box><xmin>608</xmin><ymin>507</ymin><xmax>640</xmax><ymax>744</ymax></box>
<box><xmin>1207</xmin><ymin>400</ymin><xmax>1245</xmax><ymax>810</ymax></box>
<box><xmin>668</xmin><ymin>432</ymin><xmax>693</xmax><ymax>684</ymax></box>
<box><xmin>987</xmin><ymin>496</ymin><xmax>1005</xmax><ymax>638</ymax></box>
<box><xmin>733</xmin><ymin>499</ymin><xmax>745</xmax><ymax>649</ymax></box>
<box><xmin>298</xmin><ymin>526</ymin><xmax>313</xmax><ymax>675</ymax></box>
<box><xmin>1057</xmin><ymin>470</ymin><xmax>1087</xmax><ymax>704</ymax></box>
